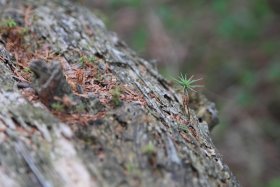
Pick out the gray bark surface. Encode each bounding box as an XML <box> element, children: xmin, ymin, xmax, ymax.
<box><xmin>0</xmin><ymin>0</ymin><xmax>240</xmax><ymax>186</ymax></box>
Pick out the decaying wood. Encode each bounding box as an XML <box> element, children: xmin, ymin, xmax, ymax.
<box><xmin>0</xmin><ymin>0</ymin><xmax>240</xmax><ymax>186</ymax></box>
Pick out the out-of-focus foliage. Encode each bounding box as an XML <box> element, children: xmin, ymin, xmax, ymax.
<box><xmin>268</xmin><ymin>178</ymin><xmax>280</xmax><ymax>187</ymax></box>
<box><xmin>109</xmin><ymin>0</ymin><xmax>141</xmax><ymax>8</ymax></box>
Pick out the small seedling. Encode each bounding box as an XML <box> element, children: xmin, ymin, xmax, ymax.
<box><xmin>142</xmin><ymin>142</ymin><xmax>155</xmax><ymax>155</ymax></box>
<box><xmin>88</xmin><ymin>56</ymin><xmax>96</xmax><ymax>63</ymax></box>
<box><xmin>125</xmin><ymin>162</ymin><xmax>136</xmax><ymax>173</ymax></box>
<box><xmin>110</xmin><ymin>86</ymin><xmax>122</xmax><ymax>107</ymax></box>
<box><xmin>125</xmin><ymin>162</ymin><xmax>141</xmax><ymax>176</ymax></box>
<box><xmin>173</xmin><ymin>74</ymin><xmax>203</xmax><ymax>119</ymax></box>
<box><xmin>79</xmin><ymin>55</ymin><xmax>96</xmax><ymax>65</ymax></box>
<box><xmin>79</xmin><ymin>56</ymin><xmax>87</xmax><ymax>64</ymax></box>
<box><xmin>23</xmin><ymin>67</ymin><xmax>32</xmax><ymax>73</ymax></box>
<box><xmin>51</xmin><ymin>102</ymin><xmax>64</xmax><ymax>112</ymax></box>
<box><xmin>178</xmin><ymin>124</ymin><xmax>188</xmax><ymax>132</ymax></box>
<box><xmin>19</xmin><ymin>27</ymin><xmax>29</xmax><ymax>35</ymax></box>
<box><xmin>75</xmin><ymin>103</ymin><xmax>86</xmax><ymax>113</ymax></box>
<box><xmin>0</xmin><ymin>18</ymin><xmax>17</xmax><ymax>28</ymax></box>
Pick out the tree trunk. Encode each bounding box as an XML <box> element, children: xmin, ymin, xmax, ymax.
<box><xmin>0</xmin><ymin>0</ymin><xmax>240</xmax><ymax>186</ymax></box>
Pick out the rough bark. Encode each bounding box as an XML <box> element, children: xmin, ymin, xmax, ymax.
<box><xmin>0</xmin><ymin>0</ymin><xmax>240</xmax><ymax>187</ymax></box>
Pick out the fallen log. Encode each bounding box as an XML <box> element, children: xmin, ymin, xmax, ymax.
<box><xmin>0</xmin><ymin>0</ymin><xmax>240</xmax><ymax>186</ymax></box>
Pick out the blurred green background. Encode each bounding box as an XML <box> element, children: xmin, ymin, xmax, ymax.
<box><xmin>79</xmin><ymin>0</ymin><xmax>280</xmax><ymax>186</ymax></box>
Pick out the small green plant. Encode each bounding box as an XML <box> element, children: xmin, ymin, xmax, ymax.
<box><xmin>75</xmin><ymin>103</ymin><xmax>86</xmax><ymax>113</ymax></box>
<box><xmin>19</xmin><ymin>27</ymin><xmax>29</xmax><ymax>35</ymax></box>
<box><xmin>88</xmin><ymin>56</ymin><xmax>96</xmax><ymax>62</ymax></box>
<box><xmin>142</xmin><ymin>142</ymin><xmax>155</xmax><ymax>155</ymax></box>
<box><xmin>23</xmin><ymin>67</ymin><xmax>32</xmax><ymax>73</ymax></box>
<box><xmin>79</xmin><ymin>55</ymin><xmax>96</xmax><ymax>65</ymax></box>
<box><xmin>79</xmin><ymin>56</ymin><xmax>86</xmax><ymax>64</ymax></box>
<box><xmin>110</xmin><ymin>86</ymin><xmax>122</xmax><ymax>107</ymax></box>
<box><xmin>0</xmin><ymin>18</ymin><xmax>17</xmax><ymax>28</ymax></box>
<box><xmin>173</xmin><ymin>74</ymin><xmax>203</xmax><ymax>92</ymax></box>
<box><xmin>125</xmin><ymin>162</ymin><xmax>136</xmax><ymax>173</ymax></box>
<box><xmin>125</xmin><ymin>162</ymin><xmax>141</xmax><ymax>176</ymax></box>
<box><xmin>173</xmin><ymin>74</ymin><xmax>203</xmax><ymax>118</ymax></box>
<box><xmin>51</xmin><ymin>102</ymin><xmax>64</xmax><ymax>112</ymax></box>
<box><xmin>178</xmin><ymin>124</ymin><xmax>188</xmax><ymax>132</ymax></box>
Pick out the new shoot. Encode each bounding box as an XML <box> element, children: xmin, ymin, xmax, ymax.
<box><xmin>173</xmin><ymin>74</ymin><xmax>203</xmax><ymax>119</ymax></box>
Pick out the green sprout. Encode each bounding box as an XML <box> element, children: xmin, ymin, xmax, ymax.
<box><xmin>173</xmin><ymin>74</ymin><xmax>203</xmax><ymax>119</ymax></box>
<box><xmin>19</xmin><ymin>27</ymin><xmax>29</xmax><ymax>35</ymax></box>
<box><xmin>125</xmin><ymin>162</ymin><xmax>141</xmax><ymax>176</ymax></box>
<box><xmin>75</xmin><ymin>103</ymin><xmax>86</xmax><ymax>113</ymax></box>
<box><xmin>51</xmin><ymin>102</ymin><xmax>64</xmax><ymax>112</ymax></box>
<box><xmin>178</xmin><ymin>124</ymin><xmax>188</xmax><ymax>133</ymax></box>
<box><xmin>0</xmin><ymin>18</ymin><xmax>17</xmax><ymax>28</ymax></box>
<box><xmin>23</xmin><ymin>67</ymin><xmax>32</xmax><ymax>73</ymax></box>
<box><xmin>79</xmin><ymin>55</ymin><xmax>96</xmax><ymax>65</ymax></box>
<box><xmin>88</xmin><ymin>56</ymin><xmax>96</xmax><ymax>62</ymax></box>
<box><xmin>125</xmin><ymin>162</ymin><xmax>136</xmax><ymax>173</ymax></box>
<box><xmin>173</xmin><ymin>74</ymin><xmax>203</xmax><ymax>92</ymax></box>
<box><xmin>110</xmin><ymin>86</ymin><xmax>122</xmax><ymax>107</ymax></box>
<box><xmin>142</xmin><ymin>142</ymin><xmax>155</xmax><ymax>155</ymax></box>
<box><xmin>79</xmin><ymin>56</ymin><xmax>86</xmax><ymax>64</ymax></box>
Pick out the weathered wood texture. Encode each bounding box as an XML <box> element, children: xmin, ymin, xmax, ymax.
<box><xmin>0</xmin><ymin>0</ymin><xmax>240</xmax><ymax>186</ymax></box>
